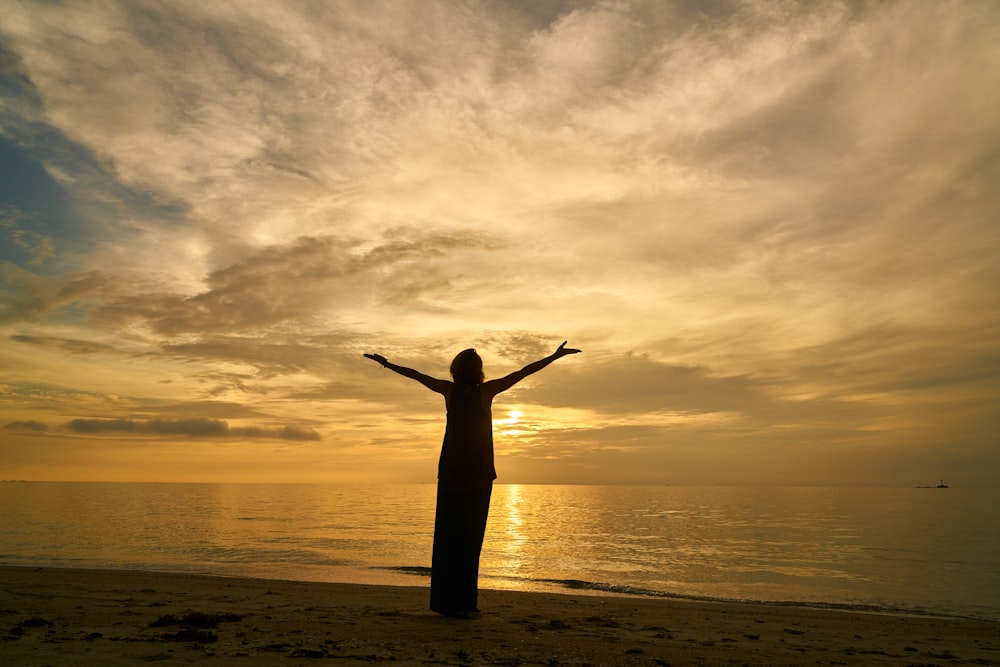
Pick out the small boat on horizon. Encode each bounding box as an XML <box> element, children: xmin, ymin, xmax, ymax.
<box><xmin>916</xmin><ymin>479</ymin><xmax>950</xmax><ymax>488</ymax></box>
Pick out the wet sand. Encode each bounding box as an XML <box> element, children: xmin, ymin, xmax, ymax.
<box><xmin>1</xmin><ymin>566</ymin><xmax>996</xmax><ymax>666</ymax></box>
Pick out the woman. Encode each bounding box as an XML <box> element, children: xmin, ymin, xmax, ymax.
<box><xmin>364</xmin><ymin>341</ymin><xmax>581</xmax><ymax>617</ymax></box>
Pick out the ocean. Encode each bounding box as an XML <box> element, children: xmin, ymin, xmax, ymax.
<box><xmin>1</xmin><ymin>482</ymin><xmax>997</xmax><ymax>621</ymax></box>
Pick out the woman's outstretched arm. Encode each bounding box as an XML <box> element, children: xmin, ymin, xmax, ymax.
<box><xmin>364</xmin><ymin>353</ymin><xmax>450</xmax><ymax>394</ymax></box>
<box><xmin>484</xmin><ymin>341</ymin><xmax>581</xmax><ymax>396</ymax></box>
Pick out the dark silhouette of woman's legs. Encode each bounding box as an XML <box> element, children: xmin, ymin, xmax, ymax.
<box><xmin>430</xmin><ymin>483</ymin><xmax>492</xmax><ymax>616</ymax></box>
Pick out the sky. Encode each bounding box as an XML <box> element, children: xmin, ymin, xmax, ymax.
<box><xmin>1</xmin><ymin>0</ymin><xmax>998</xmax><ymax>486</ymax></box>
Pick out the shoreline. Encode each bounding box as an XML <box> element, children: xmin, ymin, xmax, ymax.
<box><xmin>2</xmin><ymin>566</ymin><xmax>997</xmax><ymax>666</ymax></box>
<box><xmin>9</xmin><ymin>559</ymin><xmax>993</xmax><ymax>623</ymax></box>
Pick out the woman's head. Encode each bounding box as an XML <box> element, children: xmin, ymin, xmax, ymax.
<box><xmin>450</xmin><ymin>348</ymin><xmax>484</xmax><ymax>384</ymax></box>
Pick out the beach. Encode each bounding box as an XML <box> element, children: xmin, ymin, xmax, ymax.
<box><xmin>1</xmin><ymin>566</ymin><xmax>996</xmax><ymax>666</ymax></box>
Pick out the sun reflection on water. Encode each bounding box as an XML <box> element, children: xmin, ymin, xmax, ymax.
<box><xmin>487</xmin><ymin>484</ymin><xmax>527</xmax><ymax>579</ymax></box>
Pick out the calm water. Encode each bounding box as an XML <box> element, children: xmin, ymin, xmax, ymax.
<box><xmin>1</xmin><ymin>482</ymin><xmax>997</xmax><ymax>621</ymax></box>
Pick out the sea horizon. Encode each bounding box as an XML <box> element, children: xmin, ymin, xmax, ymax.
<box><xmin>1</xmin><ymin>479</ymin><xmax>983</xmax><ymax>488</ymax></box>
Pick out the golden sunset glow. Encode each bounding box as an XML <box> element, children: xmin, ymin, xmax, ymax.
<box><xmin>1</xmin><ymin>1</ymin><xmax>998</xmax><ymax>486</ymax></box>
<box><xmin>496</xmin><ymin>410</ymin><xmax>524</xmax><ymax>437</ymax></box>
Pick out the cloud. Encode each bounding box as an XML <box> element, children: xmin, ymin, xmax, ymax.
<box><xmin>142</xmin><ymin>401</ymin><xmax>277</xmax><ymax>420</ymax></box>
<box><xmin>518</xmin><ymin>353</ymin><xmax>766</xmax><ymax>414</ymax></box>
<box><xmin>0</xmin><ymin>265</ymin><xmax>114</xmax><ymax>324</ymax></box>
<box><xmin>10</xmin><ymin>334</ymin><xmax>121</xmax><ymax>355</ymax></box>
<box><xmin>0</xmin><ymin>205</ymin><xmax>55</xmax><ymax>266</ymax></box>
<box><xmin>232</xmin><ymin>425</ymin><xmax>322</xmax><ymax>442</ymax></box>
<box><xmin>86</xmin><ymin>229</ymin><xmax>511</xmax><ymax>342</ymax></box>
<box><xmin>64</xmin><ymin>417</ymin><xmax>320</xmax><ymax>441</ymax></box>
<box><xmin>0</xmin><ymin>262</ymin><xmax>53</xmax><ymax>323</ymax></box>
<box><xmin>66</xmin><ymin>418</ymin><xmax>142</xmax><ymax>434</ymax></box>
<box><xmin>3</xmin><ymin>420</ymin><xmax>48</xmax><ymax>432</ymax></box>
<box><xmin>90</xmin><ymin>236</ymin><xmax>359</xmax><ymax>335</ymax></box>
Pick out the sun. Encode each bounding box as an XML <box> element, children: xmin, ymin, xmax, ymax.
<box><xmin>497</xmin><ymin>410</ymin><xmax>524</xmax><ymax>436</ymax></box>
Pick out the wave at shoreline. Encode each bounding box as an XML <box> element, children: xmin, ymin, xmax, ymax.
<box><xmin>376</xmin><ymin>565</ymin><xmax>995</xmax><ymax>622</ymax></box>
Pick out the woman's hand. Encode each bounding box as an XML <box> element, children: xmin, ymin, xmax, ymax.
<box><xmin>554</xmin><ymin>341</ymin><xmax>581</xmax><ymax>357</ymax></box>
<box><xmin>364</xmin><ymin>353</ymin><xmax>388</xmax><ymax>367</ymax></box>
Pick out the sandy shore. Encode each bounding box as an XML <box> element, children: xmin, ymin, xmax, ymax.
<box><xmin>1</xmin><ymin>566</ymin><xmax>996</xmax><ymax>666</ymax></box>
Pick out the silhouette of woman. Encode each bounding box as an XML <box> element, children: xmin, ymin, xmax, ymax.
<box><xmin>364</xmin><ymin>341</ymin><xmax>581</xmax><ymax>618</ymax></box>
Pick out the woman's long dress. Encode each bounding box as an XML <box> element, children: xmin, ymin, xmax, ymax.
<box><xmin>430</xmin><ymin>383</ymin><xmax>497</xmax><ymax>615</ymax></box>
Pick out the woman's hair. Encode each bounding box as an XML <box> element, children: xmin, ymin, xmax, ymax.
<box><xmin>450</xmin><ymin>348</ymin><xmax>484</xmax><ymax>384</ymax></box>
